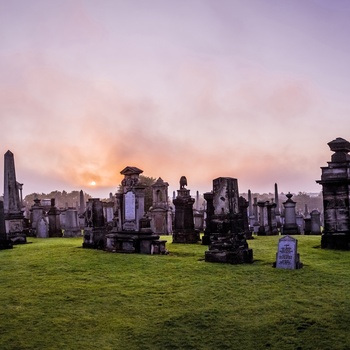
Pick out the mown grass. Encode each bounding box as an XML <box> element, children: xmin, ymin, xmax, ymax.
<box><xmin>0</xmin><ymin>235</ymin><xmax>350</xmax><ymax>350</ymax></box>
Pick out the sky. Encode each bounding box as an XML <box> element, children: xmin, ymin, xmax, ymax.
<box><xmin>1</xmin><ymin>0</ymin><xmax>350</xmax><ymax>199</ymax></box>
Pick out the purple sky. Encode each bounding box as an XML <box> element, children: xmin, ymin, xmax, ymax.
<box><xmin>1</xmin><ymin>0</ymin><xmax>350</xmax><ymax>198</ymax></box>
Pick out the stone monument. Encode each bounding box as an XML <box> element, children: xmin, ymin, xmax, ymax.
<box><xmin>64</xmin><ymin>208</ymin><xmax>81</xmax><ymax>237</ymax></box>
<box><xmin>172</xmin><ymin>176</ymin><xmax>200</xmax><ymax>243</ymax></box>
<box><xmin>47</xmin><ymin>198</ymin><xmax>62</xmax><ymax>237</ymax></box>
<box><xmin>82</xmin><ymin>198</ymin><xmax>106</xmax><ymax>249</ymax></box>
<box><xmin>204</xmin><ymin>177</ymin><xmax>253</xmax><ymax>264</ymax></box>
<box><xmin>316</xmin><ymin>137</ymin><xmax>350</xmax><ymax>249</ymax></box>
<box><xmin>0</xmin><ymin>201</ymin><xmax>13</xmax><ymax>249</ymax></box>
<box><xmin>274</xmin><ymin>235</ymin><xmax>302</xmax><ymax>269</ymax></box>
<box><xmin>282</xmin><ymin>193</ymin><xmax>300</xmax><ymax>235</ymax></box>
<box><xmin>149</xmin><ymin>177</ymin><xmax>172</xmax><ymax>235</ymax></box>
<box><xmin>104</xmin><ymin>166</ymin><xmax>167</xmax><ymax>254</ymax></box>
<box><xmin>3</xmin><ymin>150</ymin><xmax>27</xmax><ymax>244</ymax></box>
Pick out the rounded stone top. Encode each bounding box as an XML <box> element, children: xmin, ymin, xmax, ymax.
<box><xmin>327</xmin><ymin>137</ymin><xmax>350</xmax><ymax>153</ymax></box>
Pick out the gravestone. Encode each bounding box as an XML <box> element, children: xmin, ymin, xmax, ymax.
<box><xmin>36</xmin><ymin>216</ymin><xmax>49</xmax><ymax>238</ymax></box>
<box><xmin>0</xmin><ymin>201</ymin><xmax>13</xmax><ymax>249</ymax></box>
<box><xmin>3</xmin><ymin>150</ymin><xmax>27</xmax><ymax>244</ymax></box>
<box><xmin>47</xmin><ymin>199</ymin><xmax>62</xmax><ymax>237</ymax></box>
<box><xmin>82</xmin><ymin>198</ymin><xmax>106</xmax><ymax>249</ymax></box>
<box><xmin>274</xmin><ymin>235</ymin><xmax>302</xmax><ymax>269</ymax></box>
<box><xmin>204</xmin><ymin>177</ymin><xmax>253</xmax><ymax>264</ymax></box>
<box><xmin>64</xmin><ymin>208</ymin><xmax>81</xmax><ymax>237</ymax></box>
<box><xmin>30</xmin><ymin>198</ymin><xmax>44</xmax><ymax>234</ymax></box>
<box><xmin>310</xmin><ymin>209</ymin><xmax>321</xmax><ymax>235</ymax></box>
<box><xmin>172</xmin><ymin>176</ymin><xmax>200</xmax><ymax>243</ymax></box>
<box><xmin>317</xmin><ymin>137</ymin><xmax>350</xmax><ymax>249</ymax></box>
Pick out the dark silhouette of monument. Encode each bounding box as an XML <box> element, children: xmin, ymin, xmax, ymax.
<box><xmin>3</xmin><ymin>150</ymin><xmax>26</xmax><ymax>244</ymax></box>
<box><xmin>317</xmin><ymin>137</ymin><xmax>350</xmax><ymax>249</ymax></box>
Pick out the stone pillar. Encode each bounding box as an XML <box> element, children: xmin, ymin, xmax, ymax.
<box><xmin>3</xmin><ymin>150</ymin><xmax>26</xmax><ymax>243</ymax></box>
<box><xmin>47</xmin><ymin>198</ymin><xmax>62</xmax><ymax>237</ymax></box>
<box><xmin>274</xmin><ymin>183</ymin><xmax>281</xmax><ymax>228</ymax></box>
<box><xmin>258</xmin><ymin>201</ymin><xmax>270</xmax><ymax>235</ymax></box>
<box><xmin>202</xmin><ymin>192</ymin><xmax>214</xmax><ymax>245</ymax></box>
<box><xmin>0</xmin><ymin>201</ymin><xmax>12</xmax><ymax>249</ymax></box>
<box><xmin>266</xmin><ymin>201</ymin><xmax>278</xmax><ymax>235</ymax></box>
<box><xmin>282</xmin><ymin>193</ymin><xmax>300</xmax><ymax>235</ymax></box>
<box><xmin>172</xmin><ymin>178</ymin><xmax>199</xmax><ymax>244</ymax></box>
<box><xmin>252</xmin><ymin>197</ymin><xmax>259</xmax><ymax>234</ymax></box>
<box><xmin>30</xmin><ymin>198</ymin><xmax>44</xmax><ymax>231</ymax></box>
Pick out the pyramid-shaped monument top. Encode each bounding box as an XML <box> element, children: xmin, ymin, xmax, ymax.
<box><xmin>328</xmin><ymin>137</ymin><xmax>350</xmax><ymax>153</ymax></box>
<box><xmin>120</xmin><ymin>166</ymin><xmax>143</xmax><ymax>176</ymax></box>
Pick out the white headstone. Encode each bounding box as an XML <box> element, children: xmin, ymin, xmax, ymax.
<box><xmin>275</xmin><ymin>235</ymin><xmax>301</xmax><ymax>269</ymax></box>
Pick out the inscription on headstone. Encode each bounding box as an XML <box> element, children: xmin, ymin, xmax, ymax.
<box><xmin>124</xmin><ymin>191</ymin><xmax>136</xmax><ymax>221</ymax></box>
<box><xmin>275</xmin><ymin>235</ymin><xmax>302</xmax><ymax>269</ymax></box>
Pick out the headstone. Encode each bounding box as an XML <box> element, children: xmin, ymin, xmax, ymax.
<box><xmin>257</xmin><ymin>201</ymin><xmax>270</xmax><ymax>235</ymax></box>
<box><xmin>36</xmin><ymin>216</ymin><xmax>49</xmax><ymax>238</ymax></box>
<box><xmin>275</xmin><ymin>235</ymin><xmax>302</xmax><ymax>269</ymax></box>
<box><xmin>30</xmin><ymin>198</ymin><xmax>44</xmax><ymax>232</ymax></box>
<box><xmin>310</xmin><ymin>209</ymin><xmax>321</xmax><ymax>235</ymax></box>
<box><xmin>317</xmin><ymin>137</ymin><xmax>350</xmax><ymax>249</ymax></box>
<box><xmin>64</xmin><ymin>208</ymin><xmax>81</xmax><ymax>237</ymax></box>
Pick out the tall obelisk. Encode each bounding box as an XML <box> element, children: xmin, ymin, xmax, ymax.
<box><xmin>3</xmin><ymin>151</ymin><xmax>26</xmax><ymax>243</ymax></box>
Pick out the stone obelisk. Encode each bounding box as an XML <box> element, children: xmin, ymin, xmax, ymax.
<box><xmin>3</xmin><ymin>150</ymin><xmax>26</xmax><ymax>243</ymax></box>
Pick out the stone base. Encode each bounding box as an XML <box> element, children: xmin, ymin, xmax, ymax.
<box><xmin>0</xmin><ymin>239</ymin><xmax>13</xmax><ymax>250</ymax></box>
<box><xmin>82</xmin><ymin>227</ymin><xmax>107</xmax><ymax>249</ymax></box>
<box><xmin>201</xmin><ymin>234</ymin><xmax>211</xmax><ymax>245</ymax></box>
<box><xmin>64</xmin><ymin>228</ymin><xmax>82</xmax><ymax>237</ymax></box>
<box><xmin>282</xmin><ymin>224</ymin><xmax>300</xmax><ymax>235</ymax></box>
<box><xmin>205</xmin><ymin>248</ymin><xmax>253</xmax><ymax>264</ymax></box>
<box><xmin>105</xmin><ymin>232</ymin><xmax>168</xmax><ymax>254</ymax></box>
<box><xmin>321</xmin><ymin>233</ymin><xmax>350</xmax><ymax>250</ymax></box>
<box><xmin>8</xmin><ymin>233</ymin><xmax>27</xmax><ymax>244</ymax></box>
<box><xmin>172</xmin><ymin>230</ymin><xmax>200</xmax><ymax>244</ymax></box>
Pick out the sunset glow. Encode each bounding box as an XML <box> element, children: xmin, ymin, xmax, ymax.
<box><xmin>1</xmin><ymin>1</ymin><xmax>350</xmax><ymax>197</ymax></box>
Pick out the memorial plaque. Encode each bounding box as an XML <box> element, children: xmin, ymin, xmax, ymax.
<box><xmin>124</xmin><ymin>191</ymin><xmax>136</xmax><ymax>221</ymax></box>
<box><xmin>275</xmin><ymin>235</ymin><xmax>298</xmax><ymax>269</ymax></box>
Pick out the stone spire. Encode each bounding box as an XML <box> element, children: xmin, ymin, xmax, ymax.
<box><xmin>3</xmin><ymin>150</ymin><xmax>22</xmax><ymax>215</ymax></box>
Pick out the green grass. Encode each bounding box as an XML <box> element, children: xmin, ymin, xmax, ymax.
<box><xmin>1</xmin><ymin>235</ymin><xmax>350</xmax><ymax>350</ymax></box>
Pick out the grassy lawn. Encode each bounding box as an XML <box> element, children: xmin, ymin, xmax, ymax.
<box><xmin>1</xmin><ymin>235</ymin><xmax>350</xmax><ymax>350</ymax></box>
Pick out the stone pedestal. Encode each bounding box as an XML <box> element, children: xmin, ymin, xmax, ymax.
<box><xmin>0</xmin><ymin>201</ymin><xmax>13</xmax><ymax>250</ymax></box>
<box><xmin>282</xmin><ymin>193</ymin><xmax>300</xmax><ymax>235</ymax></box>
<box><xmin>172</xmin><ymin>185</ymin><xmax>200</xmax><ymax>244</ymax></box>
<box><xmin>64</xmin><ymin>208</ymin><xmax>81</xmax><ymax>237</ymax></box>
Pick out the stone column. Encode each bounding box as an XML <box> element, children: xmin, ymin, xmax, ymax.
<box><xmin>282</xmin><ymin>193</ymin><xmax>300</xmax><ymax>235</ymax></box>
<box><xmin>47</xmin><ymin>198</ymin><xmax>62</xmax><ymax>237</ymax></box>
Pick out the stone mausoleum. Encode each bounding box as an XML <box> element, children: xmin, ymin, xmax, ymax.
<box><xmin>317</xmin><ymin>137</ymin><xmax>350</xmax><ymax>249</ymax></box>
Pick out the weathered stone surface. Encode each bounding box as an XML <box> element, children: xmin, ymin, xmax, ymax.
<box><xmin>204</xmin><ymin>177</ymin><xmax>253</xmax><ymax>264</ymax></box>
<box><xmin>0</xmin><ymin>201</ymin><xmax>13</xmax><ymax>249</ymax></box>
<box><xmin>317</xmin><ymin>137</ymin><xmax>350</xmax><ymax>249</ymax></box>
<box><xmin>274</xmin><ymin>235</ymin><xmax>302</xmax><ymax>269</ymax></box>
<box><xmin>172</xmin><ymin>177</ymin><xmax>200</xmax><ymax>244</ymax></box>
<box><xmin>47</xmin><ymin>198</ymin><xmax>62</xmax><ymax>237</ymax></box>
<box><xmin>282</xmin><ymin>193</ymin><xmax>300</xmax><ymax>235</ymax></box>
